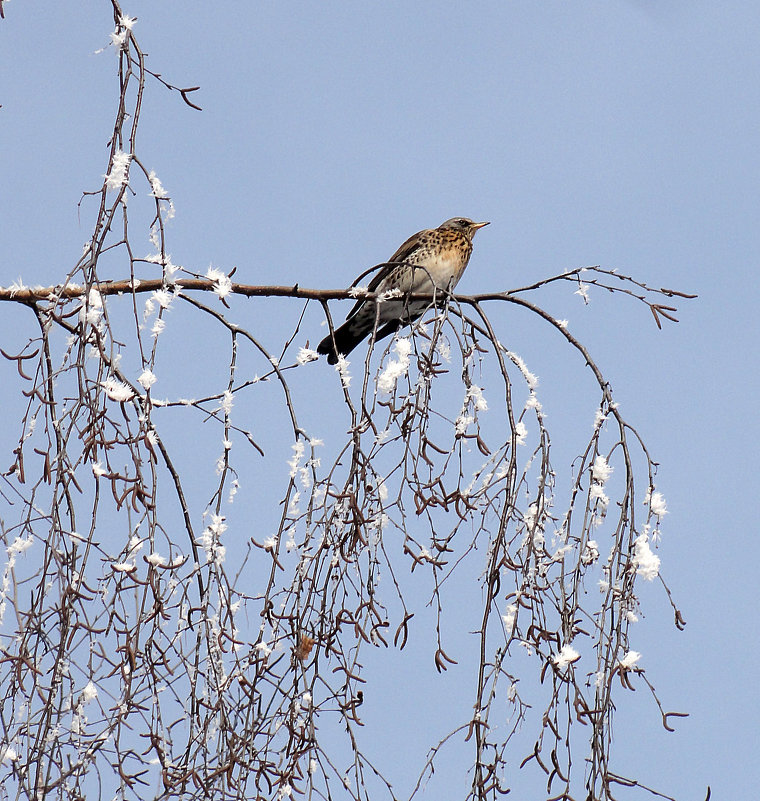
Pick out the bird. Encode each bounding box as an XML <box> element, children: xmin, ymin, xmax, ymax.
<box><xmin>317</xmin><ymin>217</ymin><xmax>489</xmax><ymax>364</ymax></box>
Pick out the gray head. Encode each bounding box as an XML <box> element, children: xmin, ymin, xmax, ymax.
<box><xmin>438</xmin><ymin>217</ymin><xmax>490</xmax><ymax>238</ymax></box>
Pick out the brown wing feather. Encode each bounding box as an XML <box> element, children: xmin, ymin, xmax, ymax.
<box><xmin>343</xmin><ymin>227</ymin><xmax>432</xmax><ymax>320</ymax></box>
<box><xmin>386</xmin><ymin>228</ymin><xmax>432</xmax><ymax>264</ymax></box>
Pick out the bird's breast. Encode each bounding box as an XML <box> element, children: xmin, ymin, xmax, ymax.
<box><xmin>409</xmin><ymin>243</ymin><xmax>471</xmax><ymax>291</ymax></box>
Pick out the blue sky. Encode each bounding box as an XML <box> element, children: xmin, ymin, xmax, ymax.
<box><xmin>1</xmin><ymin>1</ymin><xmax>759</xmax><ymax>798</ymax></box>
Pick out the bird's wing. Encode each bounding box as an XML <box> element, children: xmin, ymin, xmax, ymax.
<box><xmin>342</xmin><ymin>263</ymin><xmax>395</xmax><ymax>321</ymax></box>
<box><xmin>386</xmin><ymin>228</ymin><xmax>431</xmax><ymax>264</ymax></box>
<box><xmin>343</xmin><ymin>228</ymin><xmax>432</xmax><ymax>321</ymax></box>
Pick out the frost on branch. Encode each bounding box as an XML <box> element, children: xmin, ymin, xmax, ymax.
<box><xmin>104</xmin><ymin>149</ymin><xmax>131</xmax><ymax>190</ymax></box>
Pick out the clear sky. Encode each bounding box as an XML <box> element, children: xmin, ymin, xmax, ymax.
<box><xmin>1</xmin><ymin>1</ymin><xmax>758</xmax><ymax>799</ymax></box>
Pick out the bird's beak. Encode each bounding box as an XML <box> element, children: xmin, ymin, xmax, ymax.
<box><xmin>471</xmin><ymin>221</ymin><xmax>490</xmax><ymax>231</ymax></box>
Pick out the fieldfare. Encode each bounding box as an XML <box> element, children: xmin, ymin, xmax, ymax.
<box><xmin>317</xmin><ymin>217</ymin><xmax>489</xmax><ymax>364</ymax></box>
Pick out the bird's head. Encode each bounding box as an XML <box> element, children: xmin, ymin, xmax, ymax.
<box><xmin>439</xmin><ymin>217</ymin><xmax>490</xmax><ymax>238</ymax></box>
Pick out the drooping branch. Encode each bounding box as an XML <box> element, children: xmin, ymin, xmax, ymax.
<box><xmin>0</xmin><ymin>2</ymin><xmax>698</xmax><ymax>799</ymax></box>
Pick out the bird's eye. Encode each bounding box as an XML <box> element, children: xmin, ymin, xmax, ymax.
<box><xmin>457</xmin><ymin>218</ymin><xmax>468</xmax><ymax>226</ymax></box>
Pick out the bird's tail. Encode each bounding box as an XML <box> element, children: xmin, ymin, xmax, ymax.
<box><xmin>317</xmin><ymin>318</ymin><xmax>402</xmax><ymax>364</ymax></box>
<box><xmin>317</xmin><ymin>321</ymin><xmax>365</xmax><ymax>365</ymax></box>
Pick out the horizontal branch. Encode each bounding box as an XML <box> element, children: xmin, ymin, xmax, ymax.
<box><xmin>0</xmin><ymin>272</ymin><xmax>693</xmax><ymax>328</ymax></box>
<box><xmin>0</xmin><ymin>277</ymin><xmax>525</xmax><ymax>305</ymax></box>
